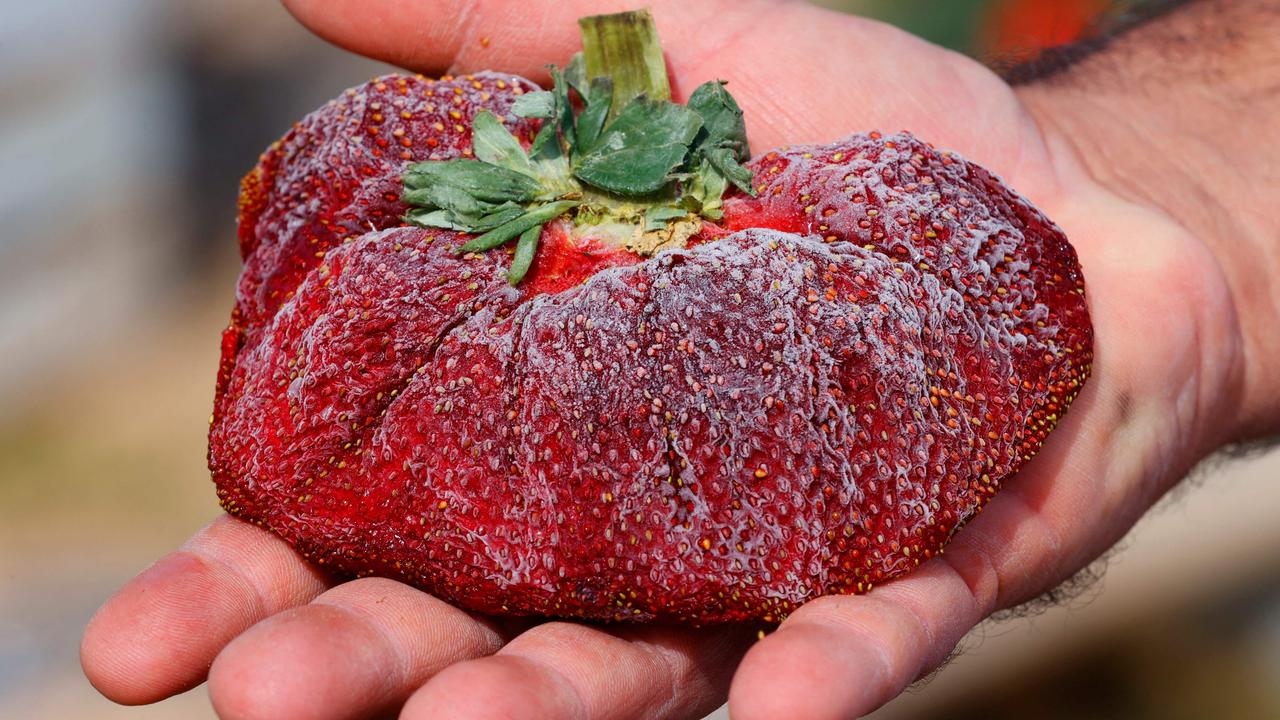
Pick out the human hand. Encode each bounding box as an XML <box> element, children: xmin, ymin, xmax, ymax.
<box><xmin>82</xmin><ymin>1</ymin><xmax>1278</xmax><ymax>718</ymax></box>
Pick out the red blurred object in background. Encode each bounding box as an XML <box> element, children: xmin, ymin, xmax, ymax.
<box><xmin>983</xmin><ymin>0</ymin><xmax>1111</xmax><ymax>59</ymax></box>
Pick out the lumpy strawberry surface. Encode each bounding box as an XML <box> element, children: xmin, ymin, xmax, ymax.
<box><xmin>234</xmin><ymin>72</ymin><xmax>541</xmax><ymax>339</ymax></box>
<box><xmin>211</xmin><ymin>74</ymin><xmax>1091</xmax><ymax>623</ymax></box>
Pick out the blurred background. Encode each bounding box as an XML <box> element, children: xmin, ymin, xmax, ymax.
<box><xmin>2</xmin><ymin>0</ymin><xmax>1278</xmax><ymax>718</ymax></box>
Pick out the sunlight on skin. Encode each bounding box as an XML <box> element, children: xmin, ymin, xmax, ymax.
<box><xmin>207</xmin><ymin>577</ymin><xmax>508</xmax><ymax>719</ymax></box>
<box><xmin>81</xmin><ymin>1</ymin><xmax>1260</xmax><ymax>718</ymax></box>
<box><xmin>80</xmin><ymin>515</ymin><xmax>331</xmax><ymax>705</ymax></box>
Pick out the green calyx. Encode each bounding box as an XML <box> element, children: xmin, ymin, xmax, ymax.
<box><xmin>400</xmin><ymin>8</ymin><xmax>756</xmax><ymax>285</ymax></box>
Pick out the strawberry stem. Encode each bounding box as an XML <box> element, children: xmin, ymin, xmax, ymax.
<box><xmin>401</xmin><ymin>9</ymin><xmax>757</xmax><ymax>285</ymax></box>
<box><xmin>578</xmin><ymin>10</ymin><xmax>671</xmax><ymax>121</ymax></box>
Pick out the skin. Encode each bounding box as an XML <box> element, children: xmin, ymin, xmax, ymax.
<box><xmin>81</xmin><ymin>0</ymin><xmax>1280</xmax><ymax>718</ymax></box>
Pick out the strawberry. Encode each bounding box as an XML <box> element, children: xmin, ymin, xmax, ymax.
<box><xmin>233</xmin><ymin>72</ymin><xmax>542</xmax><ymax>339</ymax></box>
<box><xmin>215</xmin><ymin>72</ymin><xmax>540</xmax><ymax>451</ymax></box>
<box><xmin>211</xmin><ymin>10</ymin><xmax>1091</xmax><ymax>623</ymax></box>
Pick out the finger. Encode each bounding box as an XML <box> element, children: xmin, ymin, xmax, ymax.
<box><xmin>729</xmin><ymin>478</ymin><xmax>1072</xmax><ymax>719</ymax></box>
<box><xmin>729</xmin><ymin>556</ymin><xmax>986</xmax><ymax>720</ymax></box>
<box><xmin>401</xmin><ymin>621</ymin><xmax>754</xmax><ymax>720</ymax></box>
<box><xmin>727</xmin><ymin>491</ymin><xmax>1057</xmax><ymax>720</ymax></box>
<box><xmin>207</xmin><ymin>577</ymin><xmax>506</xmax><ymax>720</ymax></box>
<box><xmin>81</xmin><ymin>515</ymin><xmax>331</xmax><ymax>705</ymax></box>
<box><xmin>726</xmin><ymin>385</ymin><xmax>1132</xmax><ymax>719</ymax></box>
<box><xmin>279</xmin><ymin>0</ymin><xmax>761</xmax><ymax>85</ymax></box>
<box><xmin>278</xmin><ymin>0</ymin><xmax>1044</xmax><ymax>181</ymax></box>
<box><xmin>728</xmin><ymin>479</ymin><xmax>1076</xmax><ymax>718</ymax></box>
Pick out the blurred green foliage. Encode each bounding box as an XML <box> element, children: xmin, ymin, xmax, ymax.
<box><xmin>815</xmin><ymin>0</ymin><xmax>994</xmax><ymax>52</ymax></box>
<box><xmin>868</xmin><ymin>0</ymin><xmax>994</xmax><ymax>51</ymax></box>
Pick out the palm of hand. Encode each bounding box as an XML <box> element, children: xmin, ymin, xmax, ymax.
<box><xmin>83</xmin><ymin>1</ymin><xmax>1242</xmax><ymax>718</ymax></box>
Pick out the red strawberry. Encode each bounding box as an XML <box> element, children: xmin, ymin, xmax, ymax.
<box><xmin>216</xmin><ymin>71</ymin><xmax>540</xmax><ymax>450</ymax></box>
<box><xmin>210</xmin><ymin>11</ymin><xmax>1091</xmax><ymax>623</ymax></box>
<box><xmin>234</xmin><ymin>72</ymin><xmax>541</xmax><ymax>339</ymax></box>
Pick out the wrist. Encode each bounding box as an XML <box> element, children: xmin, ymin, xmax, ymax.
<box><xmin>1013</xmin><ymin>1</ymin><xmax>1280</xmax><ymax>442</ymax></box>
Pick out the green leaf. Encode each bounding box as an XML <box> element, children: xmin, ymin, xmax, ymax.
<box><xmin>702</xmin><ymin>166</ymin><xmax>729</xmax><ymax>211</ymax></box>
<box><xmin>471</xmin><ymin>111</ymin><xmax>532</xmax><ymax>175</ymax></box>
<box><xmin>528</xmin><ymin>68</ymin><xmax>576</xmax><ymax>163</ymax></box>
<box><xmin>527</xmin><ymin>123</ymin><xmax>560</xmax><ymax>163</ymax></box>
<box><xmin>403</xmin><ymin>183</ymin><xmax>499</xmax><ymax>218</ymax></box>
<box><xmin>404</xmin><ymin>160</ymin><xmax>541</xmax><ymax>204</ymax></box>
<box><xmin>687</xmin><ymin>80</ymin><xmax>750</xmax><ymax>161</ymax></box>
<box><xmin>680</xmin><ymin>157</ymin><xmax>729</xmax><ymax>219</ymax></box>
<box><xmin>573</xmin><ymin>98</ymin><xmax>703</xmax><ymax>195</ymax></box>
<box><xmin>512</xmin><ymin>91</ymin><xmax>555</xmax><ymax>118</ymax></box>
<box><xmin>401</xmin><ymin>171</ymin><xmax>432</xmax><ymax>190</ymax></box>
<box><xmin>404</xmin><ymin>208</ymin><xmax>470</xmax><ymax>230</ymax></box>
<box><xmin>686</xmin><ymin>80</ymin><xmax>755</xmax><ymax>197</ymax></box>
<box><xmin>473</xmin><ymin>203</ymin><xmax>528</xmax><ymax>231</ymax></box>
<box><xmin>703</xmin><ymin>146</ymin><xmax>755</xmax><ymax>196</ymax></box>
<box><xmin>458</xmin><ymin>200</ymin><xmax>580</xmax><ymax>253</ymax></box>
<box><xmin>404</xmin><ymin>202</ymin><xmax>526</xmax><ymax>233</ymax></box>
<box><xmin>507</xmin><ymin>224</ymin><xmax>543</xmax><ymax>285</ymax></box>
<box><xmin>564</xmin><ymin>53</ymin><xmax>589</xmax><ymax>101</ymax></box>
<box><xmin>550</xmin><ymin>67</ymin><xmax>576</xmax><ymax>148</ymax></box>
<box><xmin>643</xmin><ymin>206</ymin><xmax>688</xmax><ymax>231</ymax></box>
<box><xmin>401</xmin><ymin>158</ymin><xmax>547</xmax><ymax>234</ymax></box>
<box><xmin>573</xmin><ymin>76</ymin><xmax>613</xmax><ymax>158</ymax></box>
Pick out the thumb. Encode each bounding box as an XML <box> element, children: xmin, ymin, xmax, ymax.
<box><xmin>279</xmin><ymin>0</ymin><xmax>1042</xmax><ymax>185</ymax></box>
<box><xmin>281</xmin><ymin>0</ymin><xmax>769</xmax><ymax>87</ymax></box>
<box><xmin>277</xmin><ymin>0</ymin><xmax>889</xmax><ymax>151</ymax></box>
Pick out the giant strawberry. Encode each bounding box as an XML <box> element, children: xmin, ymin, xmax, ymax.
<box><xmin>211</xmin><ymin>10</ymin><xmax>1091</xmax><ymax>623</ymax></box>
